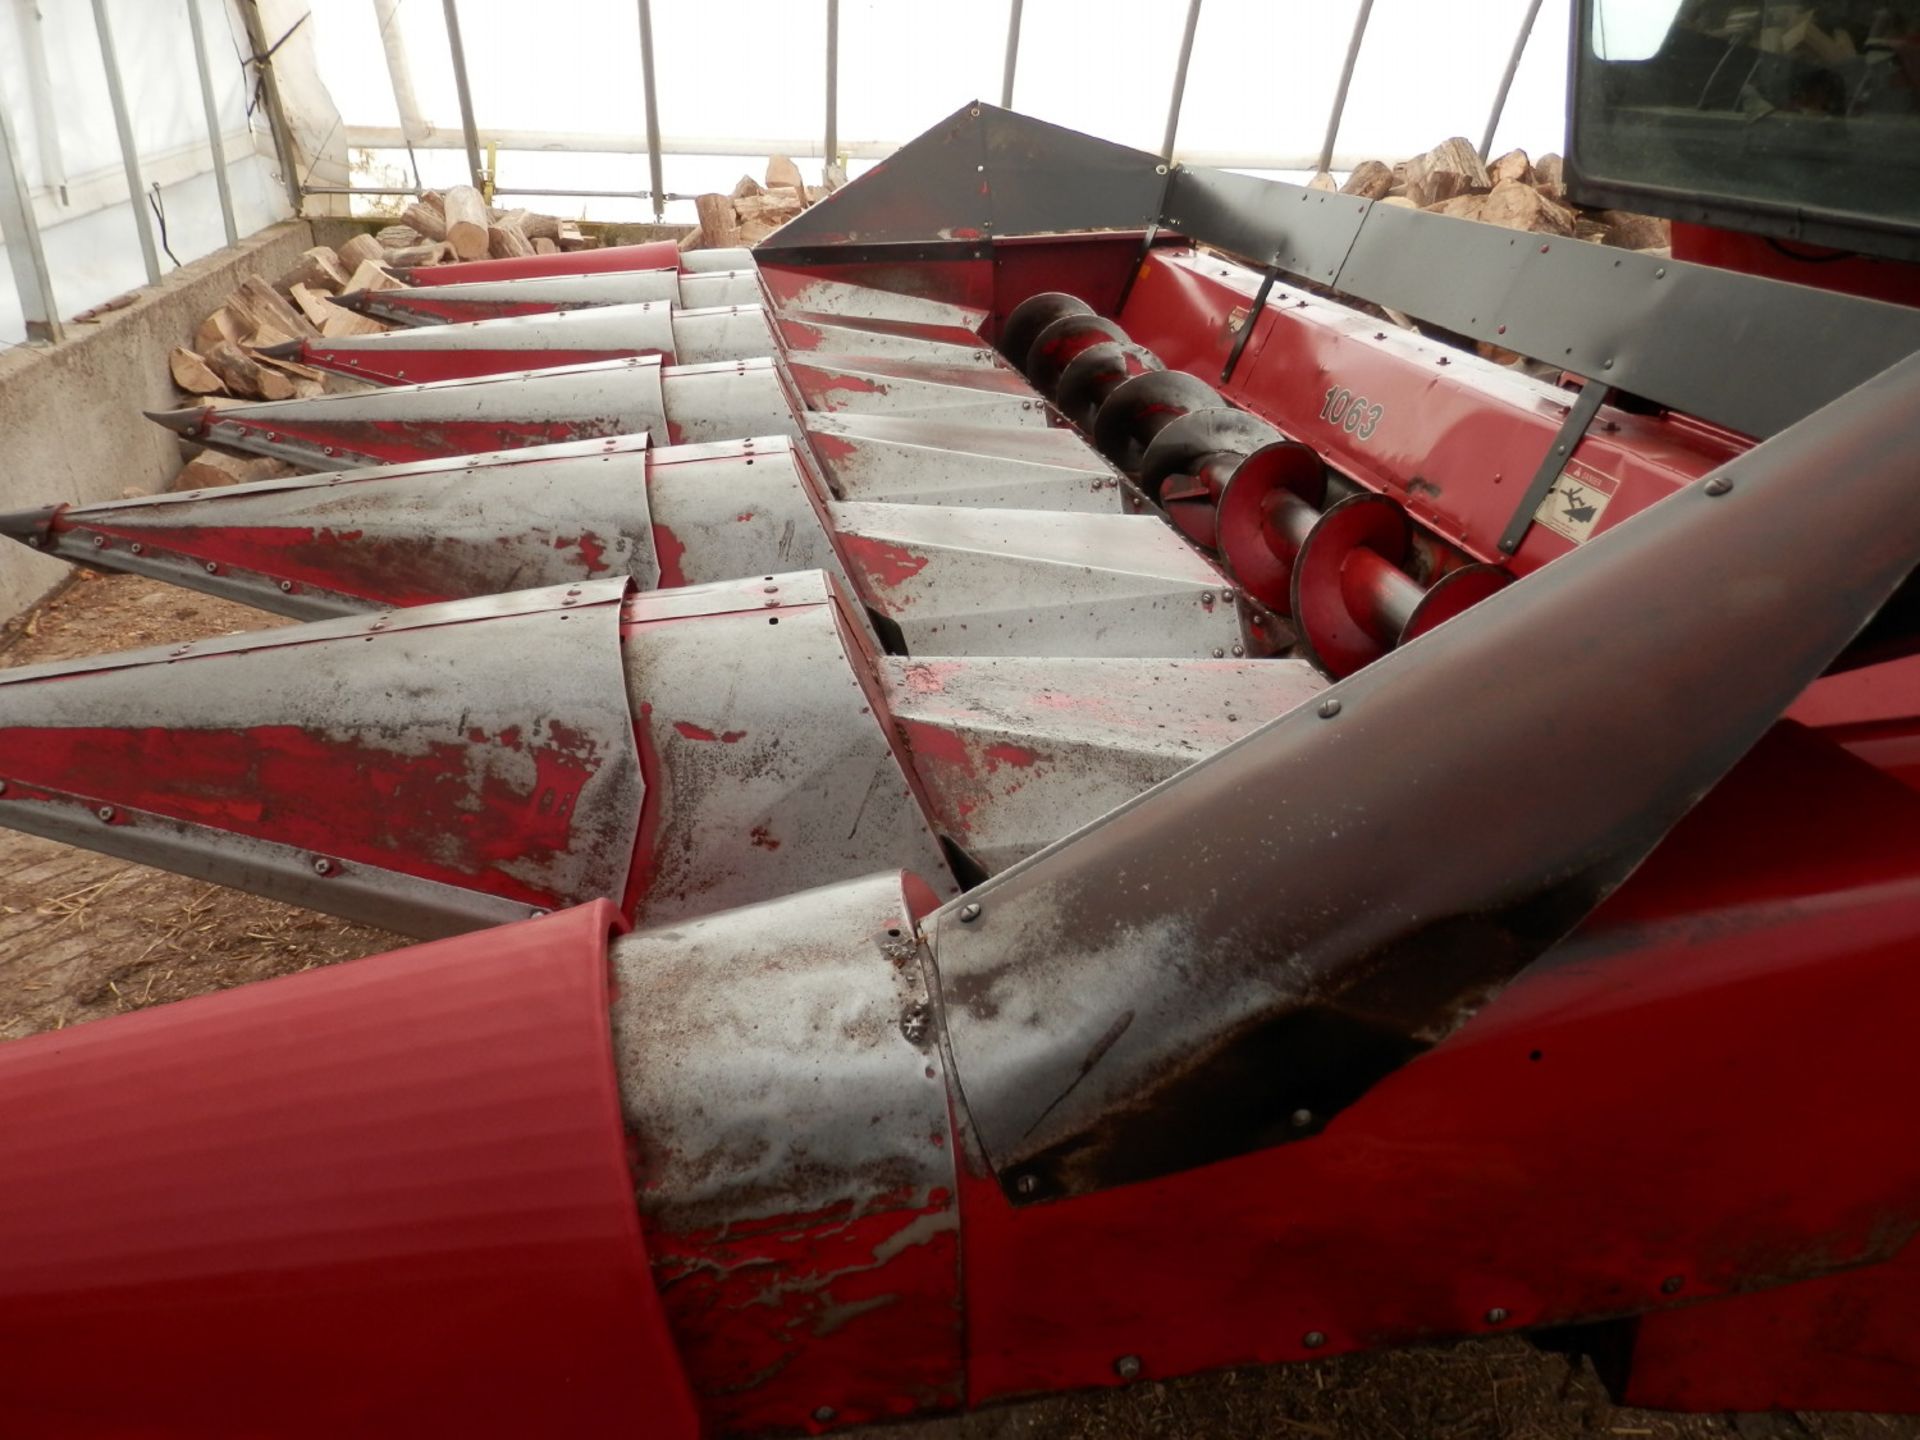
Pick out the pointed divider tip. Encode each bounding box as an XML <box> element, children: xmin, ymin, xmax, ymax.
<box><xmin>0</xmin><ymin>506</ymin><xmax>56</xmax><ymax>546</ymax></box>
<box><xmin>330</xmin><ymin>289</ymin><xmax>373</xmax><ymax>313</ymax></box>
<box><xmin>143</xmin><ymin>406</ymin><xmax>212</xmax><ymax>438</ymax></box>
<box><xmin>253</xmin><ymin>337</ymin><xmax>309</xmax><ymax>361</ymax></box>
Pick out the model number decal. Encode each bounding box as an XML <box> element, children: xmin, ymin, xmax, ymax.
<box><xmin>1320</xmin><ymin>386</ymin><xmax>1384</xmax><ymax>442</ymax></box>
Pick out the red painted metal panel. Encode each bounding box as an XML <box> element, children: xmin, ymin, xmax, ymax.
<box><xmin>398</xmin><ymin>239</ymin><xmax>683</xmax><ymax>285</ymax></box>
<box><xmin>1117</xmin><ymin>249</ymin><xmax>1747</xmax><ymax>574</ymax></box>
<box><xmin>952</xmin><ymin>724</ymin><xmax>1920</xmax><ymax>1404</ymax></box>
<box><xmin>1788</xmin><ymin>655</ymin><xmax>1920</xmax><ymax>793</ymax></box>
<box><xmin>1625</xmin><ymin>1242</ymin><xmax>1920</xmax><ymax>1413</ymax></box>
<box><xmin>0</xmin><ymin>902</ymin><xmax>699</xmax><ymax>1439</ymax></box>
<box><xmin>1673</xmin><ymin>221</ymin><xmax>1920</xmax><ymax>309</ymax></box>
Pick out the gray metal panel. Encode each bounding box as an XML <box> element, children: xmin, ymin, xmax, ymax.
<box><xmin>1162</xmin><ymin>166</ymin><xmax>1369</xmax><ymax>285</ymax></box>
<box><xmin>764</xmin><ymin>102</ymin><xmax>1163</xmax><ymax>249</ymax></box>
<box><xmin>609</xmin><ymin>870</ymin><xmax>961</xmax><ymax>1423</ymax></box>
<box><xmin>805</xmin><ymin>412</ymin><xmax>1120</xmax><ymax>511</ymax></box>
<box><xmin>646</xmin><ymin>439</ymin><xmax>849</xmax><ymax>590</ymax></box>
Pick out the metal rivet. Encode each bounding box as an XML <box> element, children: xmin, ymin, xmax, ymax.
<box><xmin>96</xmin><ymin>806</ymin><xmax>116</xmax><ymax>822</ymax></box>
<box><xmin>529</xmin><ymin>908</ymin><xmax>551</xmax><ymax>918</ymax></box>
<box><xmin>1114</xmin><ymin>1355</ymin><xmax>1142</xmax><ymax>1380</ymax></box>
<box><xmin>1318</xmin><ymin>697</ymin><xmax>1341</xmax><ymax>719</ymax></box>
<box><xmin>1211</xmin><ymin>647</ymin><xmax>1225</xmax><ymax>658</ymax></box>
<box><xmin>1303</xmin><ymin>1330</ymin><xmax>1326</xmax><ymax>1349</ymax></box>
<box><xmin>958</xmin><ymin>902</ymin><xmax>981</xmax><ymax>923</ymax></box>
<box><xmin>204</xmin><ymin>562</ymin><xmax>219</xmax><ymax>574</ymax></box>
<box><xmin>1603</xmin><ymin>358</ymin><xmax>1615</xmax><ymax>370</ymax></box>
<box><xmin>1201</xmin><ymin>591</ymin><xmax>1214</xmax><ymax>604</ymax></box>
<box><xmin>1015</xmin><ymin>1174</ymin><xmax>1039</xmax><ymax>1196</ymax></box>
<box><xmin>1486</xmin><ymin>1307</ymin><xmax>1510</xmax><ymax>1324</ymax></box>
<box><xmin>1230</xmin><ymin>644</ymin><xmax>1245</xmax><ymax>657</ymax></box>
<box><xmin>129</xmin><ymin>542</ymin><xmax>143</xmax><ymax>555</ymax></box>
<box><xmin>1155</xmin><ymin>163</ymin><xmax>1168</xmax><ymax>175</ymax></box>
<box><xmin>1291</xmin><ymin>1108</ymin><xmax>1313</xmax><ymax>1127</ymax></box>
<box><xmin>1704</xmin><ymin>475</ymin><xmax>1733</xmax><ymax>496</ymax></box>
<box><xmin>279</xmin><ymin>580</ymin><xmax>294</xmax><ymax>592</ymax></box>
<box><xmin>313</xmin><ymin>858</ymin><xmax>333</xmax><ymax>876</ymax></box>
<box><xmin>91</xmin><ymin>535</ymin><xmax>106</xmax><ymax>548</ymax></box>
<box><xmin>1655</xmin><ymin>266</ymin><xmax>1667</xmax><ymax>279</ymax></box>
<box><xmin>813</xmin><ymin>1405</ymin><xmax>836</xmax><ymax>1423</ymax></box>
<box><xmin>1661</xmin><ymin>1275</ymin><xmax>1685</xmax><ymax>1294</ymax></box>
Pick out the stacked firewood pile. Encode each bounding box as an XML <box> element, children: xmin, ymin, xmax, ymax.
<box><xmin>1322</xmin><ymin>137</ymin><xmax>1670</xmax><ymax>252</ymax></box>
<box><xmin>165</xmin><ymin>186</ymin><xmax>589</xmax><ymax>410</ymax></box>
<box><xmin>683</xmin><ymin>156</ymin><xmax>843</xmax><ymax>251</ymax></box>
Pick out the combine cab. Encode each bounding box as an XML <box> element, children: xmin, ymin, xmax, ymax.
<box><xmin>1</xmin><ymin>4</ymin><xmax>1919</xmax><ymax>1432</ymax></box>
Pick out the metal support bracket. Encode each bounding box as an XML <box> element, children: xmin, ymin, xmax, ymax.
<box><xmin>1498</xmin><ymin>379</ymin><xmax>1613</xmax><ymax>555</ymax></box>
<box><xmin>1219</xmin><ymin>265</ymin><xmax>1279</xmax><ymax>385</ymax></box>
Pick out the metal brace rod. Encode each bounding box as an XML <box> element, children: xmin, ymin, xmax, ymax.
<box><xmin>1219</xmin><ymin>267</ymin><xmax>1279</xmax><ymax>385</ymax></box>
<box><xmin>373</xmin><ymin>0</ymin><xmax>429</xmax><ymax>191</ymax></box>
<box><xmin>440</xmin><ymin>0</ymin><xmax>487</xmax><ymax>192</ymax></box>
<box><xmin>90</xmin><ymin>0</ymin><xmax>162</xmax><ymax>285</ymax></box>
<box><xmin>186</xmin><ymin>0</ymin><xmax>239</xmax><ymax>247</ymax></box>
<box><xmin>0</xmin><ymin>80</ymin><xmax>61</xmax><ymax>343</ymax></box>
<box><xmin>1161</xmin><ymin>0</ymin><xmax>1204</xmax><ymax>160</ymax></box>
<box><xmin>1001</xmin><ymin>0</ymin><xmax>1024</xmax><ymax>108</ymax></box>
<box><xmin>15</xmin><ymin>0</ymin><xmax>68</xmax><ymax>206</ymax></box>
<box><xmin>1499</xmin><ymin>380</ymin><xmax>1614</xmax><ymax>555</ymax></box>
<box><xmin>825</xmin><ymin>0</ymin><xmax>840</xmax><ymax>170</ymax></box>
<box><xmin>1316</xmin><ymin>0</ymin><xmax>1375</xmax><ymax>175</ymax></box>
<box><xmin>636</xmin><ymin>0</ymin><xmax>666</xmax><ymax>220</ymax></box>
<box><xmin>1480</xmin><ymin>0</ymin><xmax>1545</xmax><ymax>160</ymax></box>
<box><xmin>237</xmin><ymin>1</ymin><xmax>304</xmax><ymax>215</ymax></box>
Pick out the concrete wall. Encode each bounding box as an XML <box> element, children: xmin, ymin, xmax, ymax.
<box><xmin>0</xmin><ymin>219</ymin><xmax>314</xmax><ymax>624</ymax></box>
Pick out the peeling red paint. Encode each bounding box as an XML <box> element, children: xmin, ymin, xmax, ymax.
<box><xmin>298</xmin><ymin>347</ymin><xmax>645</xmax><ymax>389</ymax></box>
<box><xmin>749</xmin><ymin>824</ymin><xmax>781</xmax><ymax>851</ymax></box>
<box><xmin>839</xmin><ymin>533</ymin><xmax>930</xmax><ymax>590</ymax></box>
<box><xmin>983</xmin><ymin>742</ymin><xmax>1038</xmax><ymax>770</ymax></box>
<box><xmin>652</xmin><ymin>522</ymin><xmax>688</xmax><ymax>588</ymax></box>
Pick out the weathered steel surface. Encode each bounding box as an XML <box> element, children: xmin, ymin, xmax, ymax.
<box><xmin>680</xmin><ymin>246</ymin><xmax>759</xmax><ymax>274</ymax></box>
<box><xmin>830</xmin><ymin>501</ymin><xmax>1255</xmax><ymax>659</ymax></box>
<box><xmin>0</xmin><ymin>902</ymin><xmax>700</xmax><ymax>1439</ymax></box>
<box><xmin>778</xmin><ymin>309</ymin><xmax>998</xmax><ymax>364</ymax></box>
<box><xmin>611</xmin><ymin>871</ymin><xmax>961</xmax><ymax>1433</ymax></box>
<box><xmin>147</xmin><ymin>357</ymin><xmax>801</xmax><ymax>470</ymax></box>
<box><xmin>619</xmin><ymin>571</ymin><xmax>959</xmax><ymax>923</ymax></box>
<box><xmin>645</xmin><ymin>436</ymin><xmax>853</xmax><ymax>594</ymax></box>
<box><xmin>759</xmin><ymin>268</ymin><xmax>988</xmax><ymax>330</ymax></box>
<box><xmin>6</xmin><ymin>435</ymin><xmax>659</xmax><ymax>619</ymax></box>
<box><xmin>805</xmin><ymin>411</ymin><xmax>1121</xmax><ymax>511</ymax></box>
<box><xmin>351</xmin><ymin>269</ymin><xmax>765</xmax><ymax>327</ymax></box>
<box><xmin>0</xmin><ymin>581</ymin><xmax>643</xmax><ymax>936</ymax></box>
<box><xmin>790</xmin><ymin>356</ymin><xmax>1047</xmax><ymax>426</ymax></box>
<box><xmin>929</xmin><ymin>351</ymin><xmax>1920</xmax><ymax>1201</ymax></box>
<box><xmin>885</xmin><ymin>655</ymin><xmax>1327</xmax><ymax>873</ymax></box>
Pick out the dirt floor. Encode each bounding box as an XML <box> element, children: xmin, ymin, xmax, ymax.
<box><xmin>1</xmin><ymin>571</ymin><xmax>1912</xmax><ymax>1440</ymax></box>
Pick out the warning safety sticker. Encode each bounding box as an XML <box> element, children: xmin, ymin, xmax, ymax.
<box><xmin>1533</xmin><ymin>458</ymin><xmax>1618</xmax><ymax>545</ymax></box>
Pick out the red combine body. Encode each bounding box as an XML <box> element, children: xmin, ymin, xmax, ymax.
<box><xmin>1</xmin><ymin>18</ymin><xmax>1919</xmax><ymax>1432</ymax></box>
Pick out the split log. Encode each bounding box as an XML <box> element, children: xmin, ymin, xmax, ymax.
<box><xmin>238</xmin><ymin>276</ymin><xmax>318</xmax><ymax>339</ymax></box>
<box><xmin>766</xmin><ymin>155</ymin><xmax>804</xmax><ymax>192</ymax></box>
<box><xmin>738</xmin><ymin>219</ymin><xmax>781</xmax><ymax>247</ymax></box>
<box><xmin>375</xmin><ymin>224</ymin><xmax>422</xmax><ymax>250</ymax></box>
<box><xmin>1426</xmin><ymin>178</ymin><xmax>1575</xmax><ymax>237</ymax></box>
<box><xmin>1403</xmin><ymin>137</ymin><xmax>1490</xmax><ymax>208</ymax></box>
<box><xmin>488</xmin><ymin>220</ymin><xmax>535</xmax><ymax>258</ymax></box>
<box><xmin>291</xmin><ymin>282</ymin><xmax>386</xmax><ymax>337</ymax></box>
<box><xmin>402</xmin><ymin>201</ymin><xmax>447</xmax><ymax>241</ymax></box>
<box><xmin>204</xmin><ymin>340</ymin><xmax>295</xmax><ymax>401</ymax></box>
<box><xmin>169</xmin><ymin>346</ymin><xmax>227</xmax><ymax>395</ymax></box>
<box><xmin>694</xmin><ymin>193</ymin><xmax>741</xmax><ymax>250</ymax></box>
<box><xmin>1488</xmin><ymin>148</ymin><xmax>1534</xmax><ymax>187</ymax></box>
<box><xmin>195</xmin><ymin>307</ymin><xmax>249</xmax><ymax>352</ymax></box>
<box><xmin>677</xmin><ymin>225</ymin><xmax>704</xmax><ymax>252</ymax></box>
<box><xmin>531</xmin><ymin>237</ymin><xmax>560</xmax><ymax>255</ymax></box>
<box><xmin>383</xmin><ymin>242</ymin><xmax>449</xmax><ymax>267</ymax></box>
<box><xmin>336</xmin><ymin>233</ymin><xmax>387</xmax><ymax>273</ymax></box>
<box><xmin>734</xmin><ymin>191</ymin><xmax>803</xmax><ymax>225</ymax></box>
<box><xmin>516</xmin><ymin>211</ymin><xmax>561</xmax><ymax>241</ymax></box>
<box><xmin>555</xmin><ymin>223</ymin><xmax>590</xmax><ymax>251</ymax></box>
<box><xmin>441</xmin><ymin>185</ymin><xmax>491</xmax><ymax>259</ymax></box>
<box><xmin>1598</xmin><ymin>209</ymin><xmax>1670</xmax><ymax>250</ymax></box>
<box><xmin>281</xmin><ymin>246</ymin><xmax>350</xmax><ymax>295</ymax></box>
<box><xmin>1340</xmin><ymin>160</ymin><xmax>1393</xmax><ymax>199</ymax></box>
<box><xmin>732</xmin><ymin>175</ymin><xmax>765</xmax><ymax>200</ymax></box>
<box><xmin>417</xmin><ymin>191</ymin><xmax>446</xmax><ymax>217</ymax></box>
<box><xmin>342</xmin><ymin>259</ymin><xmax>401</xmax><ymax>295</ymax></box>
<box><xmin>175</xmin><ymin>450</ymin><xmax>290</xmax><ymax>491</ymax></box>
<box><xmin>1533</xmin><ymin>153</ymin><xmax>1566</xmax><ymax>200</ymax></box>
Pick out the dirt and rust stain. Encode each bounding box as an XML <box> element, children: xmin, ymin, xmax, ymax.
<box><xmin>839</xmin><ymin>533</ymin><xmax>930</xmax><ymax>591</ymax></box>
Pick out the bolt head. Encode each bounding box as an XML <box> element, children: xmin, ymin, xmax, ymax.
<box><xmin>1661</xmin><ymin>1274</ymin><xmax>1685</xmax><ymax>1294</ymax></box>
<box><xmin>312</xmin><ymin>858</ymin><xmax>333</xmax><ymax>876</ymax></box>
<box><xmin>1114</xmin><ymin>1354</ymin><xmax>1142</xmax><ymax>1380</ymax></box>
<box><xmin>813</xmin><ymin>1405</ymin><xmax>836</xmax><ymax>1423</ymax></box>
<box><xmin>1303</xmin><ymin>1330</ymin><xmax>1326</xmax><ymax>1349</ymax></box>
<box><xmin>279</xmin><ymin>580</ymin><xmax>294</xmax><ymax>592</ymax></box>
<box><xmin>1704</xmin><ymin>475</ymin><xmax>1733</xmax><ymax>496</ymax></box>
<box><xmin>1201</xmin><ymin>591</ymin><xmax>1214</xmax><ymax>604</ymax></box>
<box><xmin>96</xmin><ymin>806</ymin><xmax>116</xmax><ymax>822</ymax></box>
<box><xmin>958</xmin><ymin>902</ymin><xmax>981</xmax><ymax>923</ymax></box>
<box><xmin>204</xmin><ymin>562</ymin><xmax>219</xmax><ymax>574</ymax></box>
<box><xmin>91</xmin><ymin>535</ymin><xmax>106</xmax><ymax>548</ymax></box>
<box><xmin>1486</xmin><ymin>1306</ymin><xmax>1510</xmax><ymax>1324</ymax></box>
<box><xmin>1015</xmin><ymin>1174</ymin><xmax>1039</xmax><ymax>1197</ymax></box>
<box><xmin>129</xmin><ymin>543</ymin><xmax>143</xmax><ymax>555</ymax></box>
<box><xmin>1318</xmin><ymin>697</ymin><xmax>1342</xmax><ymax>719</ymax></box>
<box><xmin>1290</xmin><ymin>1108</ymin><xmax>1313</xmax><ymax>1128</ymax></box>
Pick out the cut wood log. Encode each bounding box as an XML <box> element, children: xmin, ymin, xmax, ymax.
<box><xmin>517</xmin><ymin>210</ymin><xmax>561</xmax><ymax>240</ymax></box>
<box><xmin>402</xmin><ymin>201</ymin><xmax>447</xmax><ymax>241</ymax></box>
<box><xmin>732</xmin><ymin>175</ymin><xmax>765</xmax><ymax>200</ymax></box>
<box><xmin>488</xmin><ymin>220</ymin><xmax>534</xmax><ymax>259</ymax></box>
<box><xmin>254</xmin><ymin>349</ymin><xmax>329</xmax><ymax>384</ymax></box>
<box><xmin>343</xmin><ymin>259</ymin><xmax>401</xmax><ymax>295</ymax></box>
<box><xmin>1488</xmin><ymin>148</ymin><xmax>1533</xmax><ymax>187</ymax></box>
<box><xmin>174</xmin><ymin>449</ymin><xmax>291</xmax><ymax>491</ymax></box>
<box><xmin>531</xmin><ymin>237</ymin><xmax>560</xmax><ymax>254</ymax></box>
<box><xmin>555</xmin><ymin>223</ymin><xmax>590</xmax><ymax>251</ymax></box>
<box><xmin>677</xmin><ymin>225</ymin><xmax>703</xmax><ymax>252</ymax></box>
<box><xmin>1378</xmin><ymin>195</ymin><xmax>1418</xmax><ymax>209</ymax></box>
<box><xmin>195</xmin><ymin>306</ymin><xmax>249</xmax><ymax>352</ymax></box>
<box><xmin>1341</xmin><ymin>160</ymin><xmax>1393</xmax><ymax>199</ymax></box>
<box><xmin>281</xmin><ymin>246</ymin><xmax>350</xmax><ymax>295</ymax></box>
<box><xmin>204</xmin><ymin>340</ymin><xmax>295</xmax><ymax>401</ymax></box>
<box><xmin>694</xmin><ymin>192</ymin><xmax>741</xmax><ymax>250</ymax></box>
<box><xmin>1533</xmin><ymin>152</ymin><xmax>1566</xmax><ymax>200</ymax></box>
<box><xmin>238</xmin><ymin>276</ymin><xmax>318</xmax><ymax>339</ymax></box>
<box><xmin>291</xmin><ymin>282</ymin><xmax>387</xmax><ymax>337</ymax></box>
<box><xmin>169</xmin><ymin>346</ymin><xmax>227</xmax><ymax>395</ymax></box>
<box><xmin>1598</xmin><ymin>209</ymin><xmax>1670</xmax><ymax>250</ymax></box>
<box><xmin>375</xmin><ymin>224</ymin><xmax>422</xmax><ymax>250</ymax></box>
<box><xmin>766</xmin><ymin>154</ymin><xmax>804</xmax><ymax>192</ymax></box>
<box><xmin>734</xmin><ymin>191</ymin><xmax>803</xmax><ymax>225</ymax></box>
<box><xmin>738</xmin><ymin>219</ymin><xmax>780</xmax><ymax>247</ymax></box>
<box><xmin>336</xmin><ymin>232</ymin><xmax>386</xmax><ymax>273</ymax></box>
<box><xmin>441</xmin><ymin>185</ymin><xmax>491</xmax><ymax>259</ymax></box>
<box><xmin>1403</xmin><ymin>137</ymin><xmax>1491</xmax><ymax>208</ymax></box>
<box><xmin>1426</xmin><ymin>178</ymin><xmax>1575</xmax><ymax>237</ymax></box>
<box><xmin>417</xmin><ymin>190</ymin><xmax>446</xmax><ymax>217</ymax></box>
<box><xmin>383</xmin><ymin>242</ymin><xmax>449</xmax><ymax>267</ymax></box>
